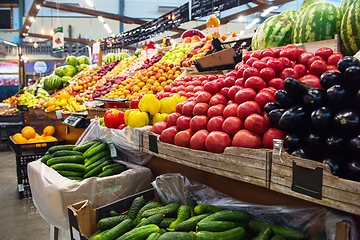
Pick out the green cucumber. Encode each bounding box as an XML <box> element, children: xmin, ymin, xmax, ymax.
<box><xmin>187</xmin><ymin>199</ymin><xmax>197</xmax><ymax>217</ymax></box>
<box><xmin>135</xmin><ymin>213</ymin><xmax>164</xmax><ymax>229</ymax></box>
<box><xmin>73</xmin><ymin>140</ymin><xmax>98</xmax><ymax>152</ymax></box>
<box><xmin>41</xmin><ymin>154</ymin><xmax>53</xmax><ymax>164</ymax></box>
<box><xmin>67</xmin><ymin>176</ymin><xmax>83</xmax><ymax>181</ymax></box>
<box><xmin>102</xmin><ymin>163</ymin><xmax>126</xmax><ymax>172</ymax></box>
<box><xmin>98</xmin><ymin>215</ymin><xmax>128</xmax><ymax>231</ymax></box>
<box><xmin>254</xmin><ymin>226</ymin><xmax>272</xmax><ymax>240</ymax></box>
<box><xmin>84</xmin><ymin>142</ymin><xmax>107</xmax><ymax>159</ymax></box>
<box><xmin>146</xmin><ymin>232</ymin><xmax>161</xmax><ymax>240</ymax></box>
<box><xmin>98</xmin><ymin>166</ymin><xmax>127</xmax><ymax>178</ymax></box>
<box><xmin>83</xmin><ymin>160</ymin><xmax>112</xmax><ymax>178</ymax></box>
<box><xmin>110</xmin><ymin>211</ymin><xmax>119</xmax><ymax>217</ymax></box>
<box><xmin>197</xmin><ymin>221</ymin><xmax>248</xmax><ymax>232</ymax></box>
<box><xmin>159</xmin><ymin>218</ymin><xmax>176</xmax><ymax>229</ymax></box>
<box><xmin>194</xmin><ymin>204</ymin><xmax>222</xmax><ymax>215</ymax></box>
<box><xmin>196</xmin><ymin>227</ymin><xmax>246</xmax><ymax>240</ymax></box>
<box><xmin>57</xmin><ymin>170</ymin><xmax>84</xmax><ymax>177</ymax></box>
<box><xmin>174</xmin><ymin>214</ymin><xmax>210</xmax><ymax>232</ymax></box>
<box><xmin>142</xmin><ymin>203</ymin><xmax>180</xmax><ymax>218</ymax></box>
<box><xmin>249</xmin><ymin>220</ymin><xmax>307</xmax><ymax>239</ymax></box>
<box><xmin>128</xmin><ymin>196</ymin><xmax>147</xmax><ymax>221</ymax></box>
<box><xmin>117</xmin><ymin>224</ymin><xmax>160</xmax><ymax>240</ymax></box>
<box><xmin>168</xmin><ymin>205</ymin><xmax>191</xmax><ymax>229</ymax></box>
<box><xmin>135</xmin><ymin>202</ymin><xmax>163</xmax><ymax>226</ymax></box>
<box><xmin>85</xmin><ymin>156</ymin><xmax>111</xmax><ymax>173</ymax></box>
<box><xmin>271</xmin><ymin>235</ymin><xmax>286</xmax><ymax>240</ymax></box>
<box><xmin>84</xmin><ymin>150</ymin><xmax>110</xmax><ymax>167</ymax></box>
<box><xmin>159</xmin><ymin>229</ymin><xmax>166</xmax><ymax>234</ymax></box>
<box><xmin>45</xmin><ymin>151</ymin><xmax>50</xmax><ymax>155</ymax></box>
<box><xmin>52</xmin><ymin>150</ymin><xmax>83</xmax><ymax>157</ymax></box>
<box><xmin>83</xmin><ymin>142</ymin><xmax>101</xmax><ymax>159</ymax></box>
<box><xmin>90</xmin><ymin>229</ymin><xmax>110</xmax><ymax>240</ymax></box>
<box><xmin>101</xmin><ymin>218</ymin><xmax>132</xmax><ymax>240</ymax></box>
<box><xmin>200</xmin><ymin>210</ymin><xmax>251</xmax><ymax>223</ymax></box>
<box><xmin>50</xmin><ymin>163</ymin><xmax>85</xmax><ymax>172</ymax></box>
<box><xmin>89</xmin><ymin>230</ymin><xmax>101</xmax><ymax>240</ymax></box>
<box><xmin>157</xmin><ymin>232</ymin><xmax>197</xmax><ymax>240</ymax></box>
<box><xmin>48</xmin><ymin>145</ymin><xmax>76</xmax><ymax>154</ymax></box>
<box><xmin>310</xmin><ymin>232</ymin><xmax>326</xmax><ymax>240</ymax></box>
<box><xmin>47</xmin><ymin>155</ymin><xmax>85</xmax><ymax>166</ymax></box>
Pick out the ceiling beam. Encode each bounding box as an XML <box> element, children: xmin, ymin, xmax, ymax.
<box><xmin>19</xmin><ymin>0</ymin><xmax>43</xmax><ymax>38</ymax></box>
<box><xmin>27</xmin><ymin>33</ymin><xmax>95</xmax><ymax>45</ymax></box>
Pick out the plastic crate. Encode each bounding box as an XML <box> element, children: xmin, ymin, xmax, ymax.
<box><xmin>10</xmin><ymin>136</ymin><xmax>65</xmax><ymax>156</ymax></box>
<box><xmin>0</xmin><ymin>125</ymin><xmax>23</xmax><ymax>141</ymax></box>
<box><xmin>16</xmin><ymin>105</ymin><xmax>29</xmax><ymax>111</ymax></box>
<box><xmin>0</xmin><ymin>113</ymin><xmax>24</xmax><ymax>125</ymax></box>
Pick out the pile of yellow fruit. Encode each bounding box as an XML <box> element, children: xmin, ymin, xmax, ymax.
<box><xmin>45</xmin><ymin>92</ymin><xmax>86</xmax><ymax>113</ymax></box>
<box><xmin>12</xmin><ymin>126</ymin><xmax>58</xmax><ymax>148</ymax></box>
<box><xmin>104</xmin><ymin>62</ymin><xmax>182</xmax><ymax>101</ymax></box>
<box><xmin>103</xmin><ymin>56</ymin><xmax>138</xmax><ymax>79</ymax></box>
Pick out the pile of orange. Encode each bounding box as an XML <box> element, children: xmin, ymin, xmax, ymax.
<box><xmin>12</xmin><ymin>126</ymin><xmax>58</xmax><ymax>148</ymax></box>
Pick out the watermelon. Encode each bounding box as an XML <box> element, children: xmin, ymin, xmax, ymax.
<box><xmin>116</xmin><ymin>52</ymin><xmax>129</xmax><ymax>61</ymax></box>
<box><xmin>76</xmin><ymin>64</ymin><xmax>88</xmax><ymax>72</ymax></box>
<box><xmin>340</xmin><ymin>0</ymin><xmax>360</xmax><ymax>55</ymax></box>
<box><xmin>77</xmin><ymin>56</ymin><xmax>90</xmax><ymax>65</ymax></box>
<box><xmin>300</xmin><ymin>0</ymin><xmax>325</xmax><ymax>11</ymax></box>
<box><xmin>340</xmin><ymin>0</ymin><xmax>354</xmax><ymax>14</ymax></box>
<box><xmin>135</xmin><ymin>49</ymin><xmax>141</xmax><ymax>57</ymax></box>
<box><xmin>54</xmin><ymin>66</ymin><xmax>65</xmax><ymax>77</ymax></box>
<box><xmin>292</xmin><ymin>3</ymin><xmax>342</xmax><ymax>44</ymax></box>
<box><xmin>252</xmin><ymin>14</ymin><xmax>295</xmax><ymax>51</ymax></box>
<box><xmin>44</xmin><ymin>75</ymin><xmax>62</xmax><ymax>89</ymax></box>
<box><xmin>281</xmin><ymin>10</ymin><xmax>300</xmax><ymax>21</ymax></box>
<box><xmin>104</xmin><ymin>53</ymin><xmax>117</xmax><ymax>64</ymax></box>
<box><xmin>62</xmin><ymin>65</ymin><xmax>77</xmax><ymax>77</ymax></box>
<box><xmin>66</xmin><ymin>56</ymin><xmax>78</xmax><ymax>67</ymax></box>
<box><xmin>61</xmin><ymin>76</ymin><xmax>71</xmax><ymax>84</ymax></box>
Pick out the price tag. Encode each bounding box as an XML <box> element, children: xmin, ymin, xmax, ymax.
<box><xmin>55</xmin><ymin>110</ymin><xmax>63</xmax><ymax>119</ymax></box>
<box><xmin>149</xmin><ymin>135</ymin><xmax>158</xmax><ymax>154</ymax></box>
<box><xmin>291</xmin><ymin>161</ymin><xmax>323</xmax><ymax>199</ymax></box>
<box><xmin>127</xmin><ymin>128</ymin><xmax>132</xmax><ymax>147</ymax></box>
<box><xmin>108</xmin><ymin>142</ymin><xmax>117</xmax><ymax>158</ymax></box>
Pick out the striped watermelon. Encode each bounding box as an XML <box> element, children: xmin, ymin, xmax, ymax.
<box><xmin>300</xmin><ymin>0</ymin><xmax>325</xmax><ymax>11</ymax></box>
<box><xmin>252</xmin><ymin>15</ymin><xmax>295</xmax><ymax>51</ymax></box>
<box><xmin>292</xmin><ymin>3</ymin><xmax>342</xmax><ymax>44</ymax></box>
<box><xmin>340</xmin><ymin>0</ymin><xmax>354</xmax><ymax>14</ymax></box>
<box><xmin>340</xmin><ymin>0</ymin><xmax>360</xmax><ymax>55</ymax></box>
<box><xmin>281</xmin><ymin>10</ymin><xmax>300</xmax><ymax>21</ymax></box>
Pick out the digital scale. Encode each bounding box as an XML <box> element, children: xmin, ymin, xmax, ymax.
<box><xmin>62</xmin><ymin>112</ymin><xmax>90</xmax><ymax>128</ymax></box>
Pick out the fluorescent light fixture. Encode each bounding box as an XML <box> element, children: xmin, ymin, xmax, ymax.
<box><xmin>85</xmin><ymin>0</ymin><xmax>94</xmax><ymax>8</ymax></box>
<box><xmin>36</xmin><ymin>4</ymin><xmax>41</xmax><ymax>9</ymax></box>
<box><xmin>41</xmin><ymin>28</ymin><xmax>45</xmax><ymax>34</ymax></box>
<box><xmin>29</xmin><ymin>16</ymin><xmax>35</xmax><ymax>22</ymax></box>
<box><xmin>238</xmin><ymin>16</ymin><xmax>244</xmax><ymax>21</ymax></box>
<box><xmin>261</xmin><ymin>6</ymin><xmax>277</xmax><ymax>17</ymax></box>
<box><xmin>103</xmin><ymin>23</ymin><xmax>112</xmax><ymax>34</ymax></box>
<box><xmin>25</xmin><ymin>25</ymin><xmax>30</xmax><ymax>29</ymax></box>
<box><xmin>3</xmin><ymin>41</ymin><xmax>17</xmax><ymax>47</ymax></box>
<box><xmin>29</xmin><ymin>38</ymin><xmax>33</xmax><ymax>43</ymax></box>
<box><xmin>245</xmin><ymin>18</ymin><xmax>260</xmax><ymax>29</ymax></box>
<box><xmin>98</xmin><ymin>16</ymin><xmax>105</xmax><ymax>23</ymax></box>
<box><xmin>239</xmin><ymin>30</ymin><xmax>245</xmax><ymax>36</ymax></box>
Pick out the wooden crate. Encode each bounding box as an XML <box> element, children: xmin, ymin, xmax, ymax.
<box><xmin>141</xmin><ymin>130</ymin><xmax>272</xmax><ymax>188</ymax></box>
<box><xmin>294</xmin><ymin>34</ymin><xmax>341</xmax><ymax>53</ymax></box>
<box><xmin>270</xmin><ymin>140</ymin><xmax>360</xmax><ymax>215</ymax></box>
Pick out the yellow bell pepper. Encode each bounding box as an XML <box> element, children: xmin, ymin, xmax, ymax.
<box><xmin>159</xmin><ymin>97</ymin><xmax>177</xmax><ymax>114</ymax></box>
<box><xmin>127</xmin><ymin>110</ymin><xmax>149</xmax><ymax>127</ymax></box>
<box><xmin>179</xmin><ymin>96</ymin><xmax>187</xmax><ymax>103</ymax></box>
<box><xmin>138</xmin><ymin>94</ymin><xmax>161</xmax><ymax>115</ymax></box>
<box><xmin>124</xmin><ymin>109</ymin><xmax>134</xmax><ymax>126</ymax></box>
<box><xmin>152</xmin><ymin>113</ymin><xmax>168</xmax><ymax>125</ymax></box>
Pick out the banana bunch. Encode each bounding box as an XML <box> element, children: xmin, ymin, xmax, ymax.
<box><xmin>63</xmin><ymin>99</ymin><xmax>86</xmax><ymax>114</ymax></box>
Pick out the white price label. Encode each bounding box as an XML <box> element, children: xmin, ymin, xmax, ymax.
<box><xmin>55</xmin><ymin>110</ymin><xmax>62</xmax><ymax>119</ymax></box>
<box><xmin>108</xmin><ymin>142</ymin><xmax>117</xmax><ymax>158</ymax></box>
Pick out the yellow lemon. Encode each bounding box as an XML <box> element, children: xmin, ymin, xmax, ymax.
<box><xmin>59</xmin><ymin>99</ymin><xmax>68</xmax><ymax>107</ymax></box>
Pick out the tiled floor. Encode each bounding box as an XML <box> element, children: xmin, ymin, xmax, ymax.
<box><xmin>0</xmin><ymin>149</ymin><xmax>50</xmax><ymax>240</ymax></box>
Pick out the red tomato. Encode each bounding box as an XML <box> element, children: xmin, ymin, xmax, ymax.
<box><xmin>151</xmin><ymin>122</ymin><xmax>168</xmax><ymax>135</ymax></box>
<box><xmin>254</xmin><ymin>91</ymin><xmax>276</xmax><ymax>109</ymax></box>
<box><xmin>201</xmin><ymin>80</ymin><xmax>209</xmax><ymax>87</ymax></box>
<box><xmin>232</xmin><ymin>129</ymin><xmax>262</xmax><ymax>149</ymax></box>
<box><xmin>199</xmin><ymin>75</ymin><xmax>208</xmax><ymax>81</ymax></box>
<box><xmin>228</xmin><ymin>85</ymin><xmax>242</xmax><ymax>100</ymax></box>
<box><xmin>237</xmin><ymin>65</ymin><xmax>250</xmax><ymax>78</ymax></box>
<box><xmin>310</xmin><ymin>60</ymin><xmax>327</xmax><ymax>76</ymax></box>
<box><xmin>193</xmin><ymin>102</ymin><xmax>210</xmax><ymax>116</ymax></box>
<box><xmin>174</xmin><ymin>130</ymin><xmax>194</xmax><ymax>147</ymax></box>
<box><xmin>293</xmin><ymin>64</ymin><xmax>307</xmax><ymax>77</ymax></box>
<box><xmin>165</xmin><ymin>112</ymin><xmax>182</xmax><ymax>127</ymax></box>
<box><xmin>301</xmin><ymin>78</ymin><xmax>322</xmax><ymax>88</ymax></box>
<box><xmin>299</xmin><ymin>74</ymin><xmax>320</xmax><ymax>81</ymax></box>
<box><xmin>204</xmin><ymin>82</ymin><xmax>219</xmax><ymax>95</ymax></box>
<box><xmin>207</xmin><ymin>104</ymin><xmax>225</xmax><ymax>119</ymax></box>
<box><xmin>207</xmin><ymin>116</ymin><xmax>225</xmax><ymax>132</ymax></box>
<box><xmin>195</xmin><ymin>91</ymin><xmax>212</xmax><ymax>104</ymax></box>
<box><xmin>193</xmin><ymin>86</ymin><xmax>204</xmax><ymax>92</ymax></box>
<box><xmin>244</xmin><ymin>76</ymin><xmax>267</xmax><ymax>91</ymax></box>
<box><xmin>260</xmin><ymin>67</ymin><xmax>276</xmax><ymax>83</ymax></box>
<box><xmin>285</xmin><ymin>44</ymin><xmax>297</xmax><ymax>48</ymax></box>
<box><xmin>259</xmin><ymin>87</ymin><xmax>276</xmax><ymax>96</ymax></box>
<box><xmin>237</xmin><ymin>101</ymin><xmax>261</xmax><ymax>119</ymax></box>
<box><xmin>279</xmin><ymin>47</ymin><xmax>299</xmax><ymax>61</ymax></box>
<box><xmin>252</xmin><ymin>60</ymin><xmax>267</xmax><ymax>71</ymax></box>
<box><xmin>176</xmin><ymin>116</ymin><xmax>192</xmax><ymax>130</ymax></box>
<box><xmin>235</xmin><ymin>88</ymin><xmax>257</xmax><ymax>104</ymax></box>
<box><xmin>245</xmin><ymin>57</ymin><xmax>259</xmax><ymax>67</ymax></box>
<box><xmin>190</xmin><ymin>115</ymin><xmax>208</xmax><ymax>132</ymax></box>
<box><xmin>242</xmin><ymin>52</ymin><xmax>252</xmax><ymax>63</ymax></box>
<box><xmin>262</xmin><ymin>128</ymin><xmax>286</xmax><ymax>149</ymax></box>
<box><xmin>235</xmin><ymin>62</ymin><xmax>243</xmax><ymax>71</ymax></box>
<box><xmin>223</xmin><ymin>77</ymin><xmax>236</xmax><ymax>87</ymax></box>
<box><xmin>226</xmin><ymin>70</ymin><xmax>237</xmax><ymax>78</ymax></box>
<box><xmin>307</xmin><ymin>56</ymin><xmax>325</xmax><ymax>69</ymax></box>
<box><xmin>297</xmin><ymin>48</ymin><xmax>306</xmax><ymax>56</ymax></box>
<box><xmin>244</xmin><ymin>114</ymin><xmax>269</xmax><ymax>134</ymax></box>
<box><xmin>327</xmin><ymin>54</ymin><xmax>343</xmax><ymax>66</ymax></box>
<box><xmin>243</xmin><ymin>67</ymin><xmax>260</xmax><ymax>80</ymax></box>
<box><xmin>223</xmin><ymin>103</ymin><xmax>239</xmax><ymax>118</ymax></box>
<box><xmin>261</xmin><ymin>56</ymin><xmax>274</xmax><ymax>63</ymax></box>
<box><xmin>209</xmin><ymin>94</ymin><xmax>227</xmax><ymax>106</ymax></box>
<box><xmin>182</xmin><ymin>101</ymin><xmax>196</xmax><ymax>117</ymax></box>
<box><xmin>216</xmin><ymin>79</ymin><xmax>224</xmax><ymax>89</ymax></box>
<box><xmin>193</xmin><ymin>80</ymin><xmax>202</xmax><ymax>86</ymax></box>
<box><xmin>222</xmin><ymin>116</ymin><xmax>243</xmax><ymax>136</ymax></box>
<box><xmin>274</xmin><ymin>47</ymin><xmax>283</xmax><ymax>58</ymax></box>
<box><xmin>266</xmin><ymin>58</ymin><xmax>284</xmax><ymax>73</ymax></box>
<box><xmin>177</xmin><ymin>85</ymin><xmax>185</xmax><ymax>92</ymax></box>
<box><xmin>250</xmin><ymin>51</ymin><xmax>262</xmax><ymax>59</ymax></box>
<box><xmin>315</xmin><ymin>47</ymin><xmax>333</xmax><ymax>61</ymax></box>
<box><xmin>261</xmin><ymin>48</ymin><xmax>275</xmax><ymax>58</ymax></box>
<box><xmin>185</xmin><ymin>85</ymin><xmax>195</xmax><ymax>92</ymax></box>
<box><xmin>205</xmin><ymin>131</ymin><xmax>232</xmax><ymax>153</ymax></box>
<box><xmin>280</xmin><ymin>68</ymin><xmax>299</xmax><ymax>80</ymax></box>
<box><xmin>279</xmin><ymin>57</ymin><xmax>293</xmax><ymax>68</ymax></box>
<box><xmin>160</xmin><ymin>126</ymin><xmax>180</xmax><ymax>144</ymax></box>
<box><xmin>297</xmin><ymin>52</ymin><xmax>315</xmax><ymax>66</ymax></box>
<box><xmin>235</xmin><ymin>78</ymin><xmax>245</xmax><ymax>87</ymax></box>
<box><xmin>185</xmin><ymin>92</ymin><xmax>195</xmax><ymax>99</ymax></box>
<box><xmin>190</xmin><ymin>129</ymin><xmax>209</xmax><ymax>150</ymax></box>
<box><xmin>164</xmin><ymin>85</ymin><xmax>171</xmax><ymax>92</ymax></box>
<box><xmin>220</xmin><ymin>87</ymin><xmax>230</xmax><ymax>99</ymax></box>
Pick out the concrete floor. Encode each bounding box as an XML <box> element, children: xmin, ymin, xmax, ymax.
<box><xmin>0</xmin><ymin>149</ymin><xmax>50</xmax><ymax>240</ymax></box>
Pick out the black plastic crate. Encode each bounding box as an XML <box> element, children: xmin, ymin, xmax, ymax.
<box><xmin>0</xmin><ymin>125</ymin><xmax>23</xmax><ymax>140</ymax></box>
<box><xmin>10</xmin><ymin>136</ymin><xmax>65</xmax><ymax>156</ymax></box>
<box><xmin>16</xmin><ymin>105</ymin><xmax>29</xmax><ymax>112</ymax></box>
<box><xmin>18</xmin><ymin>183</ymin><xmax>31</xmax><ymax>199</ymax></box>
<box><xmin>0</xmin><ymin>113</ymin><xmax>24</xmax><ymax>125</ymax></box>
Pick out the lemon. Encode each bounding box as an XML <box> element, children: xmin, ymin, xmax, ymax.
<box><xmin>59</xmin><ymin>99</ymin><xmax>67</xmax><ymax>107</ymax></box>
<box><xmin>68</xmin><ymin>97</ymin><xmax>76</xmax><ymax>103</ymax></box>
<box><xmin>54</xmin><ymin>101</ymin><xmax>61</xmax><ymax>107</ymax></box>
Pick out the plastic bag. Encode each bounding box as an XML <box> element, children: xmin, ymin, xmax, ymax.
<box><xmin>28</xmin><ymin>159</ymin><xmax>152</xmax><ymax>230</ymax></box>
<box><xmin>152</xmin><ymin>174</ymin><xmax>357</xmax><ymax>240</ymax></box>
<box><xmin>76</xmin><ymin>119</ymin><xmax>153</xmax><ymax>165</ymax></box>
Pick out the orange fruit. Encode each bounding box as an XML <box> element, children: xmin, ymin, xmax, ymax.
<box><xmin>43</xmin><ymin>126</ymin><xmax>55</xmax><ymax>136</ymax></box>
<box><xmin>44</xmin><ymin>136</ymin><xmax>58</xmax><ymax>142</ymax></box>
<box><xmin>13</xmin><ymin>133</ymin><xmax>28</xmax><ymax>144</ymax></box>
<box><xmin>26</xmin><ymin>138</ymin><xmax>37</xmax><ymax>149</ymax></box>
<box><xmin>21</xmin><ymin>127</ymin><xmax>36</xmax><ymax>140</ymax></box>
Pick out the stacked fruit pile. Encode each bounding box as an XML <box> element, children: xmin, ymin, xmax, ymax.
<box><xmin>12</xmin><ymin>126</ymin><xmax>58</xmax><ymax>147</ymax></box>
<box><xmin>103</xmin><ymin>56</ymin><xmax>138</xmax><ymax>79</ymax></box>
<box><xmin>44</xmin><ymin>92</ymin><xmax>86</xmax><ymax>113</ymax></box>
<box><xmin>41</xmin><ymin>140</ymin><xmax>128</xmax><ymax>181</ymax></box>
<box><xmin>160</xmin><ymin>44</ymin><xmax>196</xmax><ymax>65</ymax></box>
<box><xmin>180</xmin><ymin>40</ymin><xmax>213</xmax><ymax>67</ymax></box>
<box><xmin>136</xmin><ymin>53</ymin><xmax>164</xmax><ymax>71</ymax></box>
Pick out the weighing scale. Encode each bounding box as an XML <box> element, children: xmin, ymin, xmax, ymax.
<box><xmin>62</xmin><ymin>112</ymin><xmax>90</xmax><ymax>129</ymax></box>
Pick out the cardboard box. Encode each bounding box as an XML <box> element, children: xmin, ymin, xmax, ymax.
<box><xmin>0</xmin><ymin>103</ymin><xmax>10</xmax><ymax>113</ymax></box>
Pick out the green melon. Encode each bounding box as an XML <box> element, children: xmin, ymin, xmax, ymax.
<box><xmin>104</xmin><ymin>53</ymin><xmax>117</xmax><ymax>64</ymax></box>
<box><xmin>340</xmin><ymin>0</ymin><xmax>354</xmax><ymax>14</ymax></box>
<box><xmin>300</xmin><ymin>0</ymin><xmax>325</xmax><ymax>11</ymax></box>
<box><xmin>292</xmin><ymin>3</ymin><xmax>342</xmax><ymax>44</ymax></box>
<box><xmin>66</xmin><ymin>56</ymin><xmax>78</xmax><ymax>67</ymax></box>
<box><xmin>44</xmin><ymin>75</ymin><xmax>62</xmax><ymax>89</ymax></box>
<box><xmin>252</xmin><ymin>14</ymin><xmax>295</xmax><ymax>51</ymax></box>
<box><xmin>340</xmin><ymin>0</ymin><xmax>360</xmax><ymax>55</ymax></box>
<box><xmin>281</xmin><ymin>10</ymin><xmax>300</xmax><ymax>21</ymax></box>
<box><xmin>77</xmin><ymin>56</ymin><xmax>90</xmax><ymax>65</ymax></box>
<box><xmin>135</xmin><ymin>49</ymin><xmax>141</xmax><ymax>57</ymax></box>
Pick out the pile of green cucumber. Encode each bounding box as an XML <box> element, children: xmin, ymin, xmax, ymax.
<box><xmin>40</xmin><ymin>140</ymin><xmax>127</xmax><ymax>181</ymax></box>
<box><xmin>90</xmin><ymin>197</ymin><xmax>324</xmax><ymax>240</ymax></box>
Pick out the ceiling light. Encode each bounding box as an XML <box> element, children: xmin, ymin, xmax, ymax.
<box><xmin>36</xmin><ymin>5</ymin><xmax>41</xmax><ymax>9</ymax></box>
<box><xmin>41</xmin><ymin>28</ymin><xmax>45</xmax><ymax>34</ymax></box>
<box><xmin>85</xmin><ymin>0</ymin><xmax>94</xmax><ymax>8</ymax></box>
<box><xmin>34</xmin><ymin>42</ymin><xmax>38</xmax><ymax>48</ymax></box>
<box><xmin>98</xmin><ymin>16</ymin><xmax>105</xmax><ymax>23</ymax></box>
<box><xmin>29</xmin><ymin>16</ymin><xmax>35</xmax><ymax>22</ymax></box>
<box><xmin>245</xmin><ymin>18</ymin><xmax>260</xmax><ymax>30</ymax></box>
<box><xmin>50</xmin><ymin>29</ymin><xmax>55</xmax><ymax>36</ymax></box>
<box><xmin>25</xmin><ymin>26</ymin><xmax>30</xmax><ymax>29</ymax></box>
<box><xmin>238</xmin><ymin>16</ymin><xmax>244</xmax><ymax>21</ymax></box>
<box><xmin>103</xmin><ymin>23</ymin><xmax>112</xmax><ymax>34</ymax></box>
<box><xmin>29</xmin><ymin>38</ymin><xmax>33</xmax><ymax>43</ymax></box>
<box><xmin>261</xmin><ymin>6</ymin><xmax>277</xmax><ymax>17</ymax></box>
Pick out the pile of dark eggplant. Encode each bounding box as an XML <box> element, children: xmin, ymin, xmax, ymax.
<box><xmin>265</xmin><ymin>56</ymin><xmax>360</xmax><ymax>182</ymax></box>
